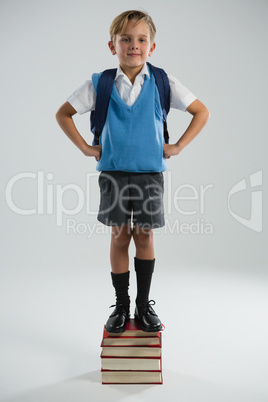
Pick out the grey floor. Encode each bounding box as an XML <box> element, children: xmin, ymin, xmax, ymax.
<box><xmin>1</xmin><ymin>264</ymin><xmax>268</xmax><ymax>402</ymax></box>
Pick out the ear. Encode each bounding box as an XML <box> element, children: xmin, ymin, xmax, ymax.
<box><xmin>148</xmin><ymin>42</ymin><xmax>156</xmax><ymax>57</ymax></box>
<box><xmin>108</xmin><ymin>41</ymin><xmax>116</xmax><ymax>55</ymax></box>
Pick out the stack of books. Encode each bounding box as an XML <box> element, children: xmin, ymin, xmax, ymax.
<box><xmin>101</xmin><ymin>318</ymin><xmax>163</xmax><ymax>384</ymax></box>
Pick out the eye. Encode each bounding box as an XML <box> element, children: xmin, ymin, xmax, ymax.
<box><xmin>122</xmin><ymin>38</ymin><xmax>129</xmax><ymax>42</ymax></box>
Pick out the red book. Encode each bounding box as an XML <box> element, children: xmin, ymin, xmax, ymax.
<box><xmin>101</xmin><ymin>318</ymin><xmax>162</xmax><ymax>346</ymax></box>
<box><xmin>106</xmin><ymin>318</ymin><xmax>160</xmax><ymax>337</ymax></box>
<box><xmin>101</xmin><ymin>343</ymin><xmax>161</xmax><ymax>357</ymax></box>
<box><xmin>101</xmin><ymin>355</ymin><xmax>161</xmax><ymax>371</ymax></box>
<box><xmin>101</xmin><ymin>369</ymin><xmax>163</xmax><ymax>384</ymax></box>
<box><xmin>102</xmin><ymin>328</ymin><xmax>161</xmax><ymax>346</ymax></box>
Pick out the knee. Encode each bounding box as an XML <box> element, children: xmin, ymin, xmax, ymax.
<box><xmin>111</xmin><ymin>227</ymin><xmax>132</xmax><ymax>248</ymax></box>
<box><xmin>133</xmin><ymin>228</ymin><xmax>153</xmax><ymax>249</ymax></box>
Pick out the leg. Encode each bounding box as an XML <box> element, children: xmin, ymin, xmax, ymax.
<box><xmin>132</xmin><ymin>225</ymin><xmax>162</xmax><ymax>332</ymax></box>
<box><xmin>132</xmin><ymin>225</ymin><xmax>155</xmax><ymax>305</ymax></box>
<box><xmin>105</xmin><ymin>223</ymin><xmax>132</xmax><ymax>333</ymax></box>
<box><xmin>110</xmin><ymin>223</ymin><xmax>132</xmax><ymax>273</ymax></box>
<box><xmin>132</xmin><ymin>225</ymin><xmax>154</xmax><ymax>260</ymax></box>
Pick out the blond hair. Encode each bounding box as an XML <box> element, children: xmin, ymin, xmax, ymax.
<box><xmin>109</xmin><ymin>10</ymin><xmax>156</xmax><ymax>44</ymax></box>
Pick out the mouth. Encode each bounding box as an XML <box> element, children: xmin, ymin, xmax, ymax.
<box><xmin>128</xmin><ymin>54</ymin><xmax>141</xmax><ymax>57</ymax></box>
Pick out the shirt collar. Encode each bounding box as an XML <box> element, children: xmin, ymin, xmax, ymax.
<box><xmin>115</xmin><ymin>63</ymin><xmax>150</xmax><ymax>82</ymax></box>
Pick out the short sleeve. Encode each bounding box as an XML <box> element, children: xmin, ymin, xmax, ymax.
<box><xmin>66</xmin><ymin>80</ymin><xmax>96</xmax><ymax>114</ymax></box>
<box><xmin>168</xmin><ymin>74</ymin><xmax>197</xmax><ymax>112</ymax></box>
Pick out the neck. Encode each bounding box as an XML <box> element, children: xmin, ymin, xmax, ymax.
<box><xmin>120</xmin><ymin>64</ymin><xmax>145</xmax><ymax>85</ymax></box>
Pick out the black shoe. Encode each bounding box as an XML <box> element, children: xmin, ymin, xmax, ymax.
<box><xmin>134</xmin><ymin>300</ymin><xmax>162</xmax><ymax>332</ymax></box>
<box><xmin>105</xmin><ymin>303</ymin><xmax>130</xmax><ymax>333</ymax></box>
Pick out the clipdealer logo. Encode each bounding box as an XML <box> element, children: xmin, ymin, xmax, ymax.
<box><xmin>5</xmin><ymin>170</ymin><xmax>263</xmax><ymax>235</ymax></box>
<box><xmin>5</xmin><ymin>171</ymin><xmax>214</xmax><ymax>236</ymax></box>
<box><xmin>227</xmin><ymin>170</ymin><xmax>263</xmax><ymax>232</ymax></box>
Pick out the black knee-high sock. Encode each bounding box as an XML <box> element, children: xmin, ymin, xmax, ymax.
<box><xmin>134</xmin><ymin>257</ymin><xmax>155</xmax><ymax>305</ymax></box>
<box><xmin>111</xmin><ymin>271</ymin><xmax>130</xmax><ymax>306</ymax></box>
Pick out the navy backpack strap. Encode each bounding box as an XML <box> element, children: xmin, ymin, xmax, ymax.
<box><xmin>147</xmin><ymin>62</ymin><xmax>170</xmax><ymax>143</ymax></box>
<box><xmin>91</xmin><ymin>68</ymin><xmax>117</xmax><ymax>145</ymax></box>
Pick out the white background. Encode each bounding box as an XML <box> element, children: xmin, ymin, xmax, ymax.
<box><xmin>1</xmin><ymin>0</ymin><xmax>267</xmax><ymax>401</ymax></box>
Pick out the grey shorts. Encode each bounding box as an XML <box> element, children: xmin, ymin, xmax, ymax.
<box><xmin>97</xmin><ymin>171</ymin><xmax>165</xmax><ymax>228</ymax></box>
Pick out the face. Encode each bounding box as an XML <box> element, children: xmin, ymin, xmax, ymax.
<box><xmin>108</xmin><ymin>20</ymin><xmax>156</xmax><ymax>75</ymax></box>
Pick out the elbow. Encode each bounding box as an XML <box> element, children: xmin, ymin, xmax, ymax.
<box><xmin>55</xmin><ymin>107</ymin><xmax>66</xmax><ymax>124</ymax></box>
<box><xmin>55</xmin><ymin>108</ymin><xmax>61</xmax><ymax>123</ymax></box>
<box><xmin>194</xmin><ymin>105</ymin><xmax>210</xmax><ymax>123</ymax></box>
<box><xmin>55</xmin><ymin>102</ymin><xmax>76</xmax><ymax>122</ymax></box>
<box><xmin>202</xmin><ymin>106</ymin><xmax>210</xmax><ymax>122</ymax></box>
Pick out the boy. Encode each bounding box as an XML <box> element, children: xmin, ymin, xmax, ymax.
<box><xmin>55</xmin><ymin>10</ymin><xmax>210</xmax><ymax>333</ymax></box>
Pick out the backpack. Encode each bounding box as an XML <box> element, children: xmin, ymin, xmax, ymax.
<box><xmin>90</xmin><ymin>62</ymin><xmax>170</xmax><ymax>146</ymax></box>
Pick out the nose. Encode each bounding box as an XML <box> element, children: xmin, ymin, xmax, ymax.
<box><xmin>130</xmin><ymin>40</ymin><xmax>139</xmax><ymax>49</ymax></box>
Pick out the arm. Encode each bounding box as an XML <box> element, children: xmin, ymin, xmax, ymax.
<box><xmin>55</xmin><ymin>101</ymin><xmax>102</xmax><ymax>160</ymax></box>
<box><xmin>163</xmin><ymin>99</ymin><xmax>210</xmax><ymax>158</ymax></box>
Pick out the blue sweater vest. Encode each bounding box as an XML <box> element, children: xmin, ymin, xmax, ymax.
<box><xmin>91</xmin><ymin>67</ymin><xmax>168</xmax><ymax>173</ymax></box>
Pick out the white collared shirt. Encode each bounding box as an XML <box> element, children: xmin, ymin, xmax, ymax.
<box><xmin>67</xmin><ymin>63</ymin><xmax>197</xmax><ymax>114</ymax></box>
